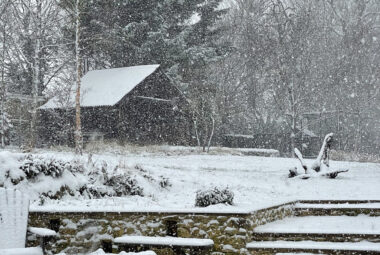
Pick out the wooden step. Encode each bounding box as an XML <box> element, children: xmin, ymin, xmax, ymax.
<box><xmin>246</xmin><ymin>240</ymin><xmax>380</xmax><ymax>254</ymax></box>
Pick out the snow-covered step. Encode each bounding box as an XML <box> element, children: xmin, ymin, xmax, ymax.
<box><xmin>295</xmin><ymin>202</ymin><xmax>380</xmax><ymax>216</ymax></box>
<box><xmin>299</xmin><ymin>200</ymin><xmax>380</xmax><ymax>204</ymax></box>
<box><xmin>114</xmin><ymin>236</ymin><xmax>214</xmax><ymax>247</ymax></box>
<box><xmin>246</xmin><ymin>240</ymin><xmax>380</xmax><ymax>254</ymax></box>
<box><xmin>276</xmin><ymin>253</ymin><xmax>316</xmax><ymax>255</ymax></box>
<box><xmin>255</xmin><ymin>215</ymin><xmax>380</xmax><ymax>235</ymax></box>
<box><xmin>276</xmin><ymin>253</ymin><xmax>317</xmax><ymax>255</ymax></box>
<box><xmin>252</xmin><ymin>232</ymin><xmax>380</xmax><ymax>243</ymax></box>
<box><xmin>113</xmin><ymin>236</ymin><xmax>214</xmax><ymax>253</ymax></box>
<box><xmin>296</xmin><ymin>203</ymin><xmax>380</xmax><ymax>209</ymax></box>
<box><xmin>252</xmin><ymin>215</ymin><xmax>380</xmax><ymax>243</ymax></box>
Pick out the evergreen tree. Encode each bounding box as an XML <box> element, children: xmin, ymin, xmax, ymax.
<box><xmin>180</xmin><ymin>0</ymin><xmax>229</xmax><ymax>150</ymax></box>
<box><xmin>60</xmin><ymin>0</ymin><xmax>228</xmax><ymax>84</ymax></box>
<box><xmin>59</xmin><ymin>0</ymin><xmax>229</xmax><ymax>149</ymax></box>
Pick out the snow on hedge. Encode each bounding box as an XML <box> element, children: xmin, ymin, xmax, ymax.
<box><xmin>0</xmin><ymin>151</ymin><xmax>168</xmax><ymax>205</ymax></box>
<box><xmin>195</xmin><ymin>187</ymin><xmax>234</xmax><ymax>207</ymax></box>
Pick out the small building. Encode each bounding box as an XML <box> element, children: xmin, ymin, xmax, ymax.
<box><xmin>223</xmin><ymin>129</ymin><xmax>319</xmax><ymax>157</ymax></box>
<box><xmin>38</xmin><ymin>65</ymin><xmax>192</xmax><ymax>147</ymax></box>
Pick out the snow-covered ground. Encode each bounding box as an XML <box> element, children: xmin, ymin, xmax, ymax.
<box><xmin>1</xmin><ymin>150</ymin><xmax>379</xmax><ymax>213</ymax></box>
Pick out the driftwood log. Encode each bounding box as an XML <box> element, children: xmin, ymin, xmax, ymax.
<box><xmin>289</xmin><ymin>133</ymin><xmax>348</xmax><ymax>179</ymax></box>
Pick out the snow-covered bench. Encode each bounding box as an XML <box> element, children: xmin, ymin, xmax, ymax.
<box><xmin>113</xmin><ymin>236</ymin><xmax>214</xmax><ymax>255</ymax></box>
<box><xmin>0</xmin><ymin>188</ymin><xmax>56</xmax><ymax>255</ymax></box>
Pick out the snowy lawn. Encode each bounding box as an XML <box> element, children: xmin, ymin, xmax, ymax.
<box><xmin>21</xmin><ymin>151</ymin><xmax>380</xmax><ymax>213</ymax></box>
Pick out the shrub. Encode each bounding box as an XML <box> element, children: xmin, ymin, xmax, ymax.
<box><xmin>20</xmin><ymin>155</ymin><xmax>66</xmax><ymax>179</ymax></box>
<box><xmin>105</xmin><ymin>174</ymin><xmax>143</xmax><ymax>196</ymax></box>
<box><xmin>4</xmin><ymin>153</ymin><xmax>152</xmax><ymax>201</ymax></box>
<box><xmin>79</xmin><ymin>163</ymin><xmax>144</xmax><ymax>198</ymax></box>
<box><xmin>39</xmin><ymin>185</ymin><xmax>75</xmax><ymax>201</ymax></box>
<box><xmin>195</xmin><ymin>187</ymin><xmax>234</xmax><ymax>207</ymax></box>
<box><xmin>159</xmin><ymin>176</ymin><xmax>171</xmax><ymax>189</ymax></box>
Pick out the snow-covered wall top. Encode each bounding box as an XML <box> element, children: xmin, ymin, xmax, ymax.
<box><xmin>40</xmin><ymin>64</ymin><xmax>160</xmax><ymax>109</ymax></box>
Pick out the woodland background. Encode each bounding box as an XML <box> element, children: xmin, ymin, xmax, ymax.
<box><xmin>0</xmin><ymin>0</ymin><xmax>379</xmax><ymax>155</ymax></box>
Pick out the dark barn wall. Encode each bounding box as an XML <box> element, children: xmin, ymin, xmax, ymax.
<box><xmin>116</xmin><ymin>70</ymin><xmax>192</xmax><ymax>145</ymax></box>
<box><xmin>81</xmin><ymin>106</ymin><xmax>119</xmax><ymax>139</ymax></box>
<box><xmin>38</xmin><ymin>69</ymin><xmax>192</xmax><ymax>147</ymax></box>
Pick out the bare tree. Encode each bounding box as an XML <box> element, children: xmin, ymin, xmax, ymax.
<box><xmin>0</xmin><ymin>0</ymin><xmax>14</xmax><ymax>148</ymax></box>
<box><xmin>28</xmin><ymin>0</ymin><xmax>42</xmax><ymax>149</ymax></box>
<box><xmin>74</xmin><ymin>0</ymin><xmax>83</xmax><ymax>154</ymax></box>
<box><xmin>6</xmin><ymin>0</ymin><xmax>69</xmax><ymax>149</ymax></box>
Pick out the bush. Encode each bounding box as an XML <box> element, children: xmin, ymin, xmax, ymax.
<box><xmin>105</xmin><ymin>174</ymin><xmax>143</xmax><ymax>196</ymax></box>
<box><xmin>159</xmin><ymin>176</ymin><xmax>171</xmax><ymax>189</ymax></box>
<box><xmin>195</xmin><ymin>187</ymin><xmax>234</xmax><ymax>207</ymax></box>
<box><xmin>39</xmin><ymin>185</ymin><xmax>75</xmax><ymax>202</ymax></box>
<box><xmin>3</xmin><ymin>153</ymin><xmax>155</xmax><ymax>201</ymax></box>
<box><xmin>20</xmin><ymin>155</ymin><xmax>66</xmax><ymax>179</ymax></box>
<box><xmin>78</xmin><ymin>162</ymin><xmax>144</xmax><ymax>198</ymax></box>
<box><xmin>19</xmin><ymin>155</ymin><xmax>86</xmax><ymax>181</ymax></box>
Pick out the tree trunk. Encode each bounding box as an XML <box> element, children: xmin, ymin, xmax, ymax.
<box><xmin>193</xmin><ymin>114</ymin><xmax>200</xmax><ymax>147</ymax></box>
<box><xmin>74</xmin><ymin>0</ymin><xmax>83</xmax><ymax>155</ymax></box>
<box><xmin>29</xmin><ymin>0</ymin><xmax>42</xmax><ymax>150</ymax></box>
<box><xmin>207</xmin><ymin>115</ymin><xmax>215</xmax><ymax>153</ymax></box>
<box><xmin>1</xmin><ymin>24</ymin><xmax>6</xmax><ymax>148</ymax></box>
<box><xmin>289</xmin><ymin>83</ymin><xmax>297</xmax><ymax>158</ymax></box>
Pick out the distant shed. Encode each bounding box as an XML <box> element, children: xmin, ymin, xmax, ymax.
<box><xmin>38</xmin><ymin>65</ymin><xmax>192</xmax><ymax>146</ymax></box>
<box><xmin>223</xmin><ymin>129</ymin><xmax>320</xmax><ymax>157</ymax></box>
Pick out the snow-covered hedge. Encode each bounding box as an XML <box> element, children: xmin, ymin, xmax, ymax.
<box><xmin>20</xmin><ymin>155</ymin><xmax>81</xmax><ymax>180</ymax></box>
<box><xmin>0</xmin><ymin>152</ymin><xmax>168</xmax><ymax>203</ymax></box>
<box><xmin>195</xmin><ymin>187</ymin><xmax>234</xmax><ymax>207</ymax></box>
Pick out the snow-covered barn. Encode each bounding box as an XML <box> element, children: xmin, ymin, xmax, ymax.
<box><xmin>38</xmin><ymin>65</ymin><xmax>192</xmax><ymax>147</ymax></box>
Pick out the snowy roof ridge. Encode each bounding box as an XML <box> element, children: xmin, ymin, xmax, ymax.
<box><xmin>40</xmin><ymin>64</ymin><xmax>160</xmax><ymax>109</ymax></box>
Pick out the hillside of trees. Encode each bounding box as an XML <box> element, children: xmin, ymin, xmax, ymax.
<box><xmin>0</xmin><ymin>0</ymin><xmax>379</xmax><ymax>156</ymax></box>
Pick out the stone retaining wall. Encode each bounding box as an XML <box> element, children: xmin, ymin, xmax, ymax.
<box><xmin>27</xmin><ymin>203</ymin><xmax>294</xmax><ymax>255</ymax></box>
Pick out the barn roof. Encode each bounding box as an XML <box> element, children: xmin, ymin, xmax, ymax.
<box><xmin>40</xmin><ymin>64</ymin><xmax>160</xmax><ymax>109</ymax></box>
